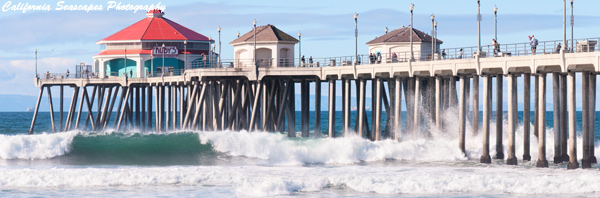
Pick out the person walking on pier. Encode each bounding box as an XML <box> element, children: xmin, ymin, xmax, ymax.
<box><xmin>202</xmin><ymin>53</ymin><xmax>207</xmax><ymax>67</ymax></box>
<box><xmin>66</xmin><ymin>69</ymin><xmax>69</xmax><ymax>79</ymax></box>
<box><xmin>369</xmin><ymin>53</ymin><xmax>374</xmax><ymax>64</ymax></box>
<box><xmin>392</xmin><ymin>52</ymin><xmax>397</xmax><ymax>62</ymax></box>
<box><xmin>492</xmin><ymin>39</ymin><xmax>500</xmax><ymax>57</ymax></box>
<box><xmin>530</xmin><ymin>35</ymin><xmax>538</xmax><ymax>55</ymax></box>
<box><xmin>130</xmin><ymin>69</ymin><xmax>133</xmax><ymax>78</ymax></box>
<box><xmin>309</xmin><ymin>56</ymin><xmax>313</xmax><ymax>67</ymax></box>
<box><xmin>556</xmin><ymin>43</ymin><xmax>562</xmax><ymax>54</ymax></box>
<box><xmin>301</xmin><ymin>55</ymin><xmax>305</xmax><ymax>67</ymax></box>
<box><xmin>376</xmin><ymin>52</ymin><xmax>381</xmax><ymax>64</ymax></box>
<box><xmin>442</xmin><ymin>49</ymin><xmax>447</xmax><ymax>60</ymax></box>
<box><xmin>458</xmin><ymin>48</ymin><xmax>463</xmax><ymax>59</ymax></box>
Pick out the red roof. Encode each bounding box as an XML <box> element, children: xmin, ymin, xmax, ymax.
<box><xmin>98</xmin><ymin>10</ymin><xmax>211</xmax><ymax>42</ymax></box>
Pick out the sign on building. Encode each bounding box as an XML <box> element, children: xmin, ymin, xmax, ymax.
<box><xmin>152</xmin><ymin>46</ymin><xmax>179</xmax><ymax>57</ymax></box>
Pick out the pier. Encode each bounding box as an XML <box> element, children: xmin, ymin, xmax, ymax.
<box><xmin>28</xmin><ymin>9</ymin><xmax>600</xmax><ymax>169</ymax></box>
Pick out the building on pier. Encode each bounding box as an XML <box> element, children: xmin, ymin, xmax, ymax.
<box><xmin>366</xmin><ymin>27</ymin><xmax>443</xmax><ymax>62</ymax></box>
<box><xmin>230</xmin><ymin>24</ymin><xmax>299</xmax><ymax>68</ymax></box>
<box><xmin>93</xmin><ymin>9</ymin><xmax>214</xmax><ymax>78</ymax></box>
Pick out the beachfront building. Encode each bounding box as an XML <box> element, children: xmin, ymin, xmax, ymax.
<box><xmin>230</xmin><ymin>24</ymin><xmax>299</xmax><ymax>68</ymax></box>
<box><xmin>366</xmin><ymin>27</ymin><xmax>443</xmax><ymax>62</ymax></box>
<box><xmin>93</xmin><ymin>9</ymin><xmax>214</xmax><ymax>78</ymax></box>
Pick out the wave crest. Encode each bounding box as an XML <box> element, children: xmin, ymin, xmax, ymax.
<box><xmin>0</xmin><ymin>131</ymin><xmax>77</xmax><ymax>159</ymax></box>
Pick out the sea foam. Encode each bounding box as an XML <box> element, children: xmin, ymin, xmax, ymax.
<box><xmin>1</xmin><ymin>165</ymin><xmax>600</xmax><ymax>196</ymax></box>
<box><xmin>197</xmin><ymin>125</ymin><xmax>596</xmax><ymax>165</ymax></box>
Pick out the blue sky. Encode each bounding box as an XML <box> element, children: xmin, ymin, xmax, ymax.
<box><xmin>1</xmin><ymin>0</ymin><xmax>600</xmax><ymax>110</ymax></box>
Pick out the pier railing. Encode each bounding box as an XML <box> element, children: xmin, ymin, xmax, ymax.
<box><xmin>38</xmin><ymin>38</ymin><xmax>600</xmax><ymax>79</ymax></box>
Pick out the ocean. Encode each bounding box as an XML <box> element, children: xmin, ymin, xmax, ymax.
<box><xmin>1</xmin><ymin>111</ymin><xmax>600</xmax><ymax>197</ymax></box>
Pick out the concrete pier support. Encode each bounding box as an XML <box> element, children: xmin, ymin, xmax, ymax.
<box><xmin>567</xmin><ymin>72</ymin><xmax>579</xmax><ymax>169</ymax></box>
<box><xmin>147</xmin><ymin>86</ymin><xmax>153</xmax><ymax>130</ymax></box>
<box><xmin>450</xmin><ymin>77</ymin><xmax>458</xmax><ymax>108</ymax></box>
<box><xmin>406</xmin><ymin>78</ymin><xmax>415</xmax><ymax>132</ymax></box>
<box><xmin>428</xmin><ymin>77</ymin><xmax>436</xmax><ymax>125</ymax></box>
<box><xmin>60</xmin><ymin>86</ymin><xmax>63</xmax><ymax>132</ymax></box>
<box><xmin>166</xmin><ymin>86</ymin><xmax>171</xmax><ymax>131</ymax></box>
<box><xmin>553</xmin><ymin>73</ymin><xmax>562</xmax><ymax>163</ymax></box>
<box><xmin>495</xmin><ymin>74</ymin><xmax>504</xmax><ymax>159</ymax></box>
<box><xmin>472</xmin><ymin>75</ymin><xmax>479</xmax><ymax>135</ymax></box>
<box><xmin>582</xmin><ymin>72</ymin><xmax>591</xmax><ymax>168</ymax></box>
<box><xmin>141</xmin><ymin>87</ymin><xmax>146</xmax><ymax>130</ymax></box>
<box><xmin>328</xmin><ymin>79</ymin><xmax>336</xmax><ymax>137</ymax></box>
<box><xmin>301</xmin><ymin>80</ymin><xmax>309</xmax><ymax>137</ymax></box>
<box><xmin>394</xmin><ymin>77</ymin><xmax>402</xmax><ymax>140</ymax></box>
<box><xmin>28</xmin><ymin>87</ymin><xmax>44</xmax><ymax>134</ymax></box>
<box><xmin>560</xmin><ymin>74</ymin><xmax>569</xmax><ymax>161</ymax></box>
<box><xmin>480</xmin><ymin>75</ymin><xmax>492</xmax><ymax>163</ymax></box>
<box><xmin>47</xmin><ymin>86</ymin><xmax>56</xmax><ymax>133</ymax></box>
<box><xmin>343</xmin><ymin>79</ymin><xmax>351</xmax><ymax>135</ymax></box>
<box><xmin>589</xmin><ymin>74</ymin><xmax>597</xmax><ymax>164</ymax></box>
<box><xmin>172</xmin><ymin>85</ymin><xmax>176</xmax><ymax>130</ymax></box>
<box><xmin>288</xmin><ymin>82</ymin><xmax>296</xmax><ymax>135</ymax></box>
<box><xmin>523</xmin><ymin>73</ymin><xmax>532</xmax><ymax>161</ymax></box>
<box><xmin>459</xmin><ymin>75</ymin><xmax>466</xmax><ymax>155</ymax></box>
<box><xmin>465</xmin><ymin>77</ymin><xmax>471</xmax><ymax>132</ymax></box>
<box><xmin>443</xmin><ymin>78</ymin><xmax>449</xmax><ymax>112</ymax></box>
<box><xmin>357</xmin><ymin>79</ymin><xmax>365</xmax><ymax>137</ymax></box>
<box><xmin>507</xmin><ymin>74</ymin><xmax>517</xmax><ymax>165</ymax></box>
<box><xmin>435</xmin><ymin>76</ymin><xmax>442</xmax><ymax>131</ymax></box>
<box><xmin>374</xmin><ymin>78</ymin><xmax>382</xmax><ymax>140</ymax></box>
<box><xmin>537</xmin><ymin>73</ymin><xmax>549</xmax><ymax>168</ymax></box>
<box><xmin>534</xmin><ymin>75</ymin><xmax>539</xmax><ymax>138</ymax></box>
<box><xmin>413</xmin><ymin>77</ymin><xmax>421</xmax><ymax>133</ymax></box>
<box><xmin>315</xmin><ymin>79</ymin><xmax>321</xmax><ymax>137</ymax></box>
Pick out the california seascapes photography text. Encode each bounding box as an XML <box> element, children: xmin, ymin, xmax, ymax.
<box><xmin>2</xmin><ymin>1</ymin><xmax>166</xmax><ymax>13</ymax></box>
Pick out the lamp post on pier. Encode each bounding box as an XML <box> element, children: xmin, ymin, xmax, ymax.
<box><xmin>124</xmin><ymin>48</ymin><xmax>127</xmax><ymax>77</ymax></box>
<box><xmin>218</xmin><ymin>26</ymin><xmax>221</xmax><ymax>67</ymax></box>
<box><xmin>354</xmin><ymin>13</ymin><xmax>358</xmax><ymax>67</ymax></box>
<box><xmin>563</xmin><ymin>0</ymin><xmax>566</xmax><ymax>53</ymax></box>
<box><xmin>494</xmin><ymin>5</ymin><xmax>497</xmax><ymax>42</ymax></box>
<box><xmin>298</xmin><ymin>32</ymin><xmax>301</xmax><ymax>67</ymax></box>
<box><xmin>35</xmin><ymin>49</ymin><xmax>37</xmax><ymax>78</ymax></box>
<box><xmin>434</xmin><ymin>21</ymin><xmax>438</xmax><ymax>59</ymax></box>
<box><xmin>477</xmin><ymin>0</ymin><xmax>481</xmax><ymax>56</ymax></box>
<box><xmin>570</xmin><ymin>0</ymin><xmax>574</xmax><ymax>52</ymax></box>
<box><xmin>431</xmin><ymin>14</ymin><xmax>435</xmax><ymax>61</ymax></box>
<box><xmin>162</xmin><ymin>43</ymin><xmax>165</xmax><ymax>77</ymax></box>
<box><xmin>410</xmin><ymin>3</ymin><xmax>414</xmax><ymax>61</ymax></box>
<box><xmin>184</xmin><ymin>40</ymin><xmax>187</xmax><ymax>70</ymax></box>
<box><xmin>253</xmin><ymin>19</ymin><xmax>258</xmax><ymax>78</ymax></box>
<box><xmin>209</xmin><ymin>36</ymin><xmax>212</xmax><ymax>68</ymax></box>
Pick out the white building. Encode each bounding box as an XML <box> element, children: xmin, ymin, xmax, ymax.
<box><xmin>230</xmin><ymin>24</ymin><xmax>299</xmax><ymax>68</ymax></box>
<box><xmin>366</xmin><ymin>27</ymin><xmax>443</xmax><ymax>62</ymax></box>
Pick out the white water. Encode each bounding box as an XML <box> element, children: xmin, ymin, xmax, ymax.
<box><xmin>1</xmin><ymin>164</ymin><xmax>600</xmax><ymax>196</ymax></box>
<box><xmin>198</xmin><ymin>127</ymin><xmax>596</xmax><ymax>166</ymax></box>
<box><xmin>1</xmin><ymin>124</ymin><xmax>598</xmax><ymax>164</ymax></box>
<box><xmin>0</xmin><ymin>131</ymin><xmax>77</xmax><ymax>160</ymax></box>
<box><xmin>2</xmin><ymin>120</ymin><xmax>600</xmax><ymax>196</ymax></box>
